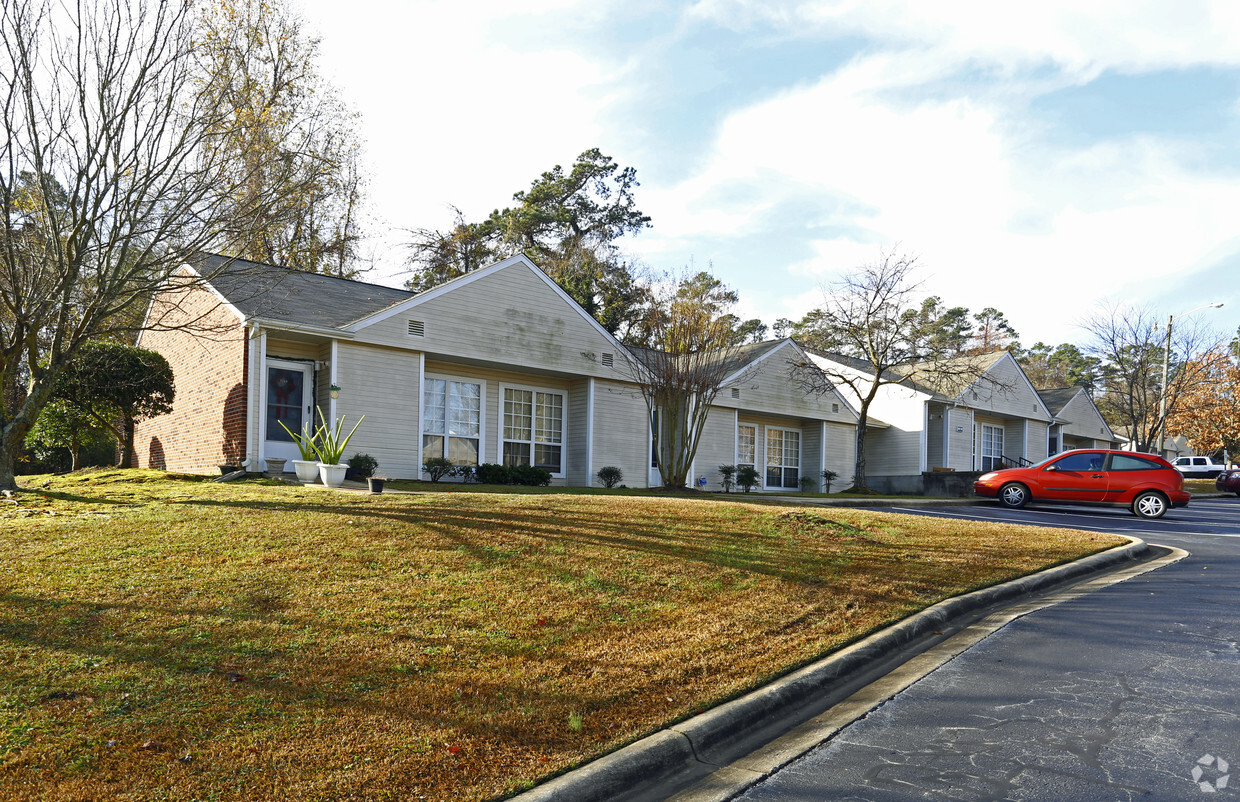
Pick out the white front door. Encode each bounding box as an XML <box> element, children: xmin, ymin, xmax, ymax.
<box><xmin>263</xmin><ymin>359</ymin><xmax>314</xmax><ymax>467</ymax></box>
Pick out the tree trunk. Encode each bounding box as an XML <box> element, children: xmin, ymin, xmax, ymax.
<box><xmin>70</xmin><ymin>428</ymin><xmax>81</xmax><ymax>472</ymax></box>
<box><xmin>854</xmin><ymin>413</ymin><xmax>869</xmax><ymax>491</ymax></box>
<box><xmin>117</xmin><ymin>413</ymin><xmax>136</xmax><ymax>469</ymax></box>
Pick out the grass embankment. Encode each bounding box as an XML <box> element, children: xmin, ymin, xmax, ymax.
<box><xmin>1</xmin><ymin>470</ymin><xmax>1123</xmax><ymax>801</ymax></box>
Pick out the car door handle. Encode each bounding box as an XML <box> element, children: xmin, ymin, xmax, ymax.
<box><xmin>1091</xmin><ymin>474</ymin><xmax>1104</xmax><ymax>478</ymax></box>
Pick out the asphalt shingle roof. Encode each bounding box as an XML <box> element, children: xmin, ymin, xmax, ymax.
<box><xmin>194</xmin><ymin>254</ymin><xmax>414</xmax><ymax>329</ymax></box>
<box><xmin>1036</xmin><ymin>387</ymin><xmax>1083</xmax><ymax>415</ymax></box>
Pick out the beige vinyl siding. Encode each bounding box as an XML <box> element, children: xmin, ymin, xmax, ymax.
<box><xmin>1059</xmin><ymin>391</ymin><xmax>1116</xmax><ymax>444</ymax></box>
<box><xmin>332</xmin><ymin>341</ymin><xmax>422</xmax><ymax>477</ymax></box>
<box><xmin>947</xmin><ymin>406</ymin><xmax>975</xmax><ymax>471</ymax></box>
<box><xmin>695</xmin><ymin>407</ymin><xmax>739</xmax><ymax>491</ymax></box>
<box><xmin>1006</xmin><ymin>420</ymin><xmax>1027</xmax><ymax>464</ymax></box>
<box><xmin>1026</xmin><ymin>420</ymin><xmax>1049</xmax><ymax>463</ymax></box>
<box><xmin>266</xmin><ymin>338</ymin><xmax>320</xmax><ymax>362</ymax></box>
<box><xmin>802</xmin><ymin>424</ymin><xmax>823</xmax><ymax>491</ymax></box>
<box><xmin>591</xmin><ymin>380</ymin><xmax>650</xmax><ymax>487</ymax></box>
<box><xmin>352</xmin><ymin>262</ymin><xmax>627</xmax><ymax>382</ymax></box>
<box><xmin>824</xmin><ymin>422</ymin><xmax>856</xmax><ymax>490</ymax></box>
<box><xmin>714</xmin><ymin>342</ymin><xmax>854</xmax><ymax>425</ymax></box>
<box><xmin>821</xmin><ymin>361</ymin><xmax>927</xmax><ymax>476</ymax></box>
<box><xmin>967</xmin><ymin>355</ymin><xmax>1051</xmax><ymax>423</ymax></box>
<box><xmin>566</xmin><ymin>381</ymin><xmax>590</xmax><ymax>486</ymax></box>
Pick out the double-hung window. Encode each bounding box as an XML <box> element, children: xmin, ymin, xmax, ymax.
<box><xmin>765</xmin><ymin>428</ymin><xmax>800</xmax><ymax>489</ymax></box>
<box><xmin>737</xmin><ymin>424</ymin><xmax>756</xmax><ymax>472</ymax></box>
<box><xmin>423</xmin><ymin>378</ymin><xmax>481</xmax><ymax>466</ymax></box>
<box><xmin>502</xmin><ymin>387</ymin><xmax>564</xmax><ymax>473</ymax></box>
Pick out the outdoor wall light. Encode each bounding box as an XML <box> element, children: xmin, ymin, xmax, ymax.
<box><xmin>330</xmin><ymin>384</ymin><xmax>341</xmax><ymax>399</ymax></box>
<box><xmin>956</xmin><ymin>426</ymin><xmax>964</xmax><ymax>432</ymax></box>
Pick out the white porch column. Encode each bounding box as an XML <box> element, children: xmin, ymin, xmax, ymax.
<box><xmin>416</xmin><ymin>352</ymin><xmax>425</xmax><ymax>479</ymax></box>
<box><xmin>585</xmin><ymin>378</ymin><xmax>595</xmax><ymax>487</ymax></box>
<box><xmin>329</xmin><ymin>340</ymin><xmax>339</xmax><ymax>424</ymax></box>
<box><xmin>256</xmin><ymin>329</ymin><xmax>268</xmax><ymax>466</ymax></box>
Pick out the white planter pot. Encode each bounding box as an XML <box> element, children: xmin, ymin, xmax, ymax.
<box><xmin>293</xmin><ymin>460</ymin><xmax>320</xmax><ymax>483</ymax></box>
<box><xmin>317</xmin><ymin>462</ymin><xmax>348</xmax><ymax>488</ymax></box>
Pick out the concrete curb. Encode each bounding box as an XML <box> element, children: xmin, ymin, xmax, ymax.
<box><xmin>512</xmin><ymin>537</ymin><xmax>1151</xmax><ymax>802</ymax></box>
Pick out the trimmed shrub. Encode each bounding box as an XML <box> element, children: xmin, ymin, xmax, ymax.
<box><xmin>347</xmin><ymin>453</ymin><xmax>378</xmax><ymax>479</ymax></box>
<box><xmin>596</xmin><ymin>466</ymin><xmax>623</xmax><ymax>489</ymax></box>
<box><xmin>799</xmin><ymin>475</ymin><xmax>817</xmax><ymax>493</ymax></box>
<box><xmin>510</xmin><ymin>464</ymin><xmax>552</xmax><ymax>486</ymax></box>
<box><xmin>474</xmin><ymin>463</ymin><xmax>510</xmax><ymax>485</ymax></box>
<box><xmin>717</xmin><ymin>464</ymin><xmax>736</xmax><ymax>493</ymax></box>
<box><xmin>736</xmin><ymin>466</ymin><xmax>760</xmax><ymax>493</ymax></box>
<box><xmin>423</xmin><ymin>457</ymin><xmax>454</xmax><ymax>482</ymax></box>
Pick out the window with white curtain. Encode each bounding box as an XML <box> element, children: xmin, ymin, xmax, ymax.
<box><xmin>423</xmin><ymin>378</ymin><xmax>481</xmax><ymax>466</ymax></box>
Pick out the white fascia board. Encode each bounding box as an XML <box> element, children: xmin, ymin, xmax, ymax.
<box><xmin>249</xmin><ymin>317</ymin><xmax>354</xmax><ymax>339</ymax></box>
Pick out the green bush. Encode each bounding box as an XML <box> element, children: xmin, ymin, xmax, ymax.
<box><xmin>348</xmin><ymin>453</ymin><xmax>378</xmax><ymax>478</ymax></box>
<box><xmin>510</xmin><ymin>465</ymin><xmax>552</xmax><ymax>486</ymax></box>
<box><xmin>596</xmin><ymin>466</ymin><xmax>623</xmax><ymax>488</ymax></box>
<box><xmin>423</xmin><ymin>457</ymin><xmax>454</xmax><ymax>482</ymax></box>
<box><xmin>475</xmin><ymin>463</ymin><xmax>510</xmax><ymax>485</ymax></box>
<box><xmin>736</xmin><ymin>466</ymin><xmax>760</xmax><ymax>493</ymax></box>
<box><xmin>799</xmin><ymin>475</ymin><xmax>817</xmax><ymax>492</ymax></box>
<box><xmin>717</xmin><ymin>464</ymin><xmax>736</xmax><ymax>493</ymax></box>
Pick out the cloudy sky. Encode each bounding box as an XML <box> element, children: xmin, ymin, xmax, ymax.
<box><xmin>296</xmin><ymin>0</ymin><xmax>1240</xmax><ymax>347</ymax></box>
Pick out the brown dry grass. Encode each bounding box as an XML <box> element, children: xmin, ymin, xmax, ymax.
<box><xmin>0</xmin><ymin>470</ymin><xmax>1123</xmax><ymax>801</ymax></box>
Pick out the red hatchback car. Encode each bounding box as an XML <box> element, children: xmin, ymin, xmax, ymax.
<box><xmin>973</xmin><ymin>449</ymin><xmax>1190</xmax><ymax>519</ymax></box>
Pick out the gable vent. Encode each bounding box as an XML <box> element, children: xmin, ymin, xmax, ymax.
<box><xmin>601</xmin><ymin>352</ymin><xmax>614</xmax><ymax>367</ymax></box>
<box><xmin>408</xmin><ymin>320</ymin><xmax>425</xmax><ymax>337</ymax></box>
<box><xmin>731</xmin><ymin>388</ymin><xmax>740</xmax><ymax>399</ymax></box>
<box><xmin>833</xmin><ymin>403</ymin><xmax>839</xmax><ymax>413</ymax></box>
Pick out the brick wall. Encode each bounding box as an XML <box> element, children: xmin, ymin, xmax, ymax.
<box><xmin>133</xmin><ymin>280</ymin><xmax>247</xmax><ymax>473</ymax></box>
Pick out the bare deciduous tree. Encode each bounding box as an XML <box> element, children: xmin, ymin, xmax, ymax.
<box><xmin>1085</xmin><ymin>302</ymin><xmax>1221</xmax><ymax>453</ymax></box>
<box><xmin>792</xmin><ymin>249</ymin><xmax>1005</xmax><ymax>491</ymax></box>
<box><xmin>0</xmin><ymin>0</ymin><xmax>296</xmax><ymax>490</ymax></box>
<box><xmin>621</xmin><ymin>271</ymin><xmax>751</xmax><ymax>489</ymax></box>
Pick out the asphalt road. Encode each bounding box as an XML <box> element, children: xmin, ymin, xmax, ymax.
<box><xmin>733</xmin><ymin>497</ymin><xmax>1240</xmax><ymax>801</ymax></box>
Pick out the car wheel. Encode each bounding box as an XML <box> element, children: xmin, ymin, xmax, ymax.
<box><xmin>999</xmin><ymin>483</ymin><xmax>1029</xmax><ymax>509</ymax></box>
<box><xmin>1132</xmin><ymin>491</ymin><xmax>1168</xmax><ymax>520</ymax></box>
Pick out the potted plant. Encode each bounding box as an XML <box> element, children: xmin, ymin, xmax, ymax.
<box><xmin>311</xmin><ymin>406</ymin><xmax>365</xmax><ymax>488</ymax></box>
<box><xmin>367</xmin><ymin>475</ymin><xmax>386</xmax><ymax>494</ymax></box>
<box><xmin>279</xmin><ymin>421</ymin><xmax>322</xmax><ymax>483</ymax></box>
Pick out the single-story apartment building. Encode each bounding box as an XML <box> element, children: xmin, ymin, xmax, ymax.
<box><xmin>135</xmin><ymin>254</ymin><xmax>859</xmax><ymax>491</ymax></box>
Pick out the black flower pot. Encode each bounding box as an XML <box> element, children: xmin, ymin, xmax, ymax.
<box><xmin>367</xmin><ymin>477</ymin><xmax>385</xmax><ymax>494</ymax></box>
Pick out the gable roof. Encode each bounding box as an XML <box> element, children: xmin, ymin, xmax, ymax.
<box><xmin>1037</xmin><ymin>387</ymin><xmax>1084</xmax><ymax>416</ymax></box>
<box><xmin>194</xmin><ymin>254</ymin><xmax>414</xmax><ymax>330</ymax></box>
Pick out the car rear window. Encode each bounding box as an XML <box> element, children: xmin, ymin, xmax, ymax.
<box><xmin>1109</xmin><ymin>454</ymin><xmax>1168</xmax><ymax>471</ymax></box>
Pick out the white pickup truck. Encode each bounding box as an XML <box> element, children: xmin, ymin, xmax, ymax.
<box><xmin>1170</xmin><ymin>455</ymin><xmax>1226</xmax><ymax>478</ymax></box>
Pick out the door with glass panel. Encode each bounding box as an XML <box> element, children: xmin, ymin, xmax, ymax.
<box><xmin>263</xmin><ymin>359</ymin><xmax>313</xmax><ymax>467</ymax></box>
<box><xmin>765</xmin><ymin>428</ymin><xmax>801</xmax><ymax>490</ymax></box>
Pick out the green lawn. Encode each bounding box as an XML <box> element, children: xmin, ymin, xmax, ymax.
<box><xmin>0</xmin><ymin>470</ymin><xmax>1123</xmax><ymax>801</ymax></box>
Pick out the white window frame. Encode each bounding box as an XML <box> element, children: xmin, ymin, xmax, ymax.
<box><xmin>764</xmin><ymin>426</ymin><xmax>801</xmax><ymax>490</ymax></box>
<box><xmin>422</xmin><ymin>373</ymin><xmax>486</xmax><ymax>470</ymax></box>
<box><xmin>737</xmin><ymin>423</ymin><xmax>757</xmax><ymax>473</ymax></box>
<box><xmin>498</xmin><ymin>382</ymin><xmax>566</xmax><ymax>477</ymax></box>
